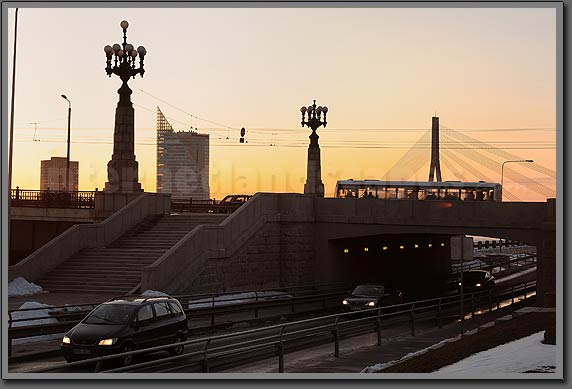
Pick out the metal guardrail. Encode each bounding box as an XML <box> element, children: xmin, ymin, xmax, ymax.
<box><xmin>8</xmin><ymin>283</ymin><xmax>352</xmax><ymax>356</ymax></box>
<box><xmin>30</xmin><ymin>280</ymin><xmax>537</xmax><ymax>373</ymax></box>
<box><xmin>452</xmin><ymin>254</ymin><xmax>537</xmax><ymax>274</ymax></box>
<box><xmin>10</xmin><ymin>188</ymin><xmax>96</xmax><ymax>209</ymax></box>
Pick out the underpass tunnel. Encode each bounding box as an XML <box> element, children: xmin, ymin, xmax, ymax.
<box><xmin>330</xmin><ymin>234</ymin><xmax>453</xmax><ymax>299</ymax></box>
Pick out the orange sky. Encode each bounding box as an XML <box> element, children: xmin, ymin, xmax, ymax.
<box><xmin>6</xmin><ymin>7</ymin><xmax>558</xmax><ymax>201</ymax></box>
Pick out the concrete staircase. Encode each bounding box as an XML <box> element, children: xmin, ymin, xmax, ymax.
<box><xmin>36</xmin><ymin>213</ymin><xmax>228</xmax><ymax>294</ymax></box>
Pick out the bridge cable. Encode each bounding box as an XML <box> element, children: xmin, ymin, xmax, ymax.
<box><xmin>441</xmin><ymin>125</ymin><xmax>556</xmax><ymax>178</ymax></box>
<box><xmin>381</xmin><ymin>130</ymin><xmax>431</xmax><ymax>180</ymax></box>
<box><xmin>441</xmin><ymin>134</ymin><xmax>555</xmax><ymax>199</ymax></box>
<box><xmin>441</xmin><ymin>148</ymin><xmax>521</xmax><ymax>201</ymax></box>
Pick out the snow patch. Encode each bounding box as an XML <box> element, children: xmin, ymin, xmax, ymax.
<box><xmin>11</xmin><ymin>302</ymin><xmax>62</xmax><ymax>345</ymax></box>
<box><xmin>435</xmin><ymin>332</ymin><xmax>556</xmax><ymax>375</ymax></box>
<box><xmin>363</xmin><ymin>331</ymin><xmax>557</xmax><ymax>375</ymax></box>
<box><xmin>362</xmin><ymin>335</ymin><xmax>462</xmax><ymax>373</ymax></box>
<box><xmin>188</xmin><ymin>291</ymin><xmax>292</xmax><ymax>309</ymax></box>
<box><xmin>141</xmin><ymin>289</ymin><xmax>169</xmax><ymax>297</ymax></box>
<box><xmin>8</xmin><ymin>277</ymin><xmax>44</xmax><ymax>297</ymax></box>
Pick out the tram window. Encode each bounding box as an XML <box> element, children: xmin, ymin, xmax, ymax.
<box><xmin>378</xmin><ymin>188</ymin><xmax>387</xmax><ymax>200</ymax></box>
<box><xmin>386</xmin><ymin>188</ymin><xmax>397</xmax><ymax>200</ymax></box>
<box><xmin>405</xmin><ymin>188</ymin><xmax>417</xmax><ymax>199</ymax></box>
<box><xmin>426</xmin><ymin>189</ymin><xmax>438</xmax><ymax>200</ymax></box>
<box><xmin>444</xmin><ymin>189</ymin><xmax>459</xmax><ymax>200</ymax></box>
<box><xmin>461</xmin><ymin>189</ymin><xmax>476</xmax><ymax>201</ymax></box>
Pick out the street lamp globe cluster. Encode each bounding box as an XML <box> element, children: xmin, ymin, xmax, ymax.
<box><xmin>103</xmin><ymin>21</ymin><xmax>146</xmax><ymax>81</ymax></box>
<box><xmin>300</xmin><ymin>100</ymin><xmax>328</xmax><ymax>131</ymax></box>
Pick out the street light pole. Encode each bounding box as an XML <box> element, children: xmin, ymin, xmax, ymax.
<box><xmin>61</xmin><ymin>94</ymin><xmax>71</xmax><ymax>192</ymax></box>
<box><xmin>501</xmin><ymin>159</ymin><xmax>534</xmax><ymax>201</ymax></box>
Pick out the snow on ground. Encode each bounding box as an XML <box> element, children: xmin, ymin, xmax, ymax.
<box><xmin>10</xmin><ymin>302</ymin><xmax>63</xmax><ymax>345</ymax></box>
<box><xmin>188</xmin><ymin>291</ymin><xmax>292</xmax><ymax>309</ymax></box>
<box><xmin>141</xmin><ymin>289</ymin><xmax>169</xmax><ymax>297</ymax></box>
<box><xmin>435</xmin><ymin>331</ymin><xmax>556</xmax><ymax>375</ymax></box>
<box><xmin>363</xmin><ymin>331</ymin><xmax>556</xmax><ymax>375</ymax></box>
<box><xmin>362</xmin><ymin>335</ymin><xmax>462</xmax><ymax>373</ymax></box>
<box><xmin>8</xmin><ymin>277</ymin><xmax>44</xmax><ymax>297</ymax></box>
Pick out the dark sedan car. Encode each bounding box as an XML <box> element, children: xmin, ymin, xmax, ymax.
<box><xmin>61</xmin><ymin>296</ymin><xmax>188</xmax><ymax>366</ymax></box>
<box><xmin>342</xmin><ymin>285</ymin><xmax>403</xmax><ymax>311</ymax></box>
<box><xmin>458</xmin><ymin>270</ymin><xmax>495</xmax><ymax>293</ymax></box>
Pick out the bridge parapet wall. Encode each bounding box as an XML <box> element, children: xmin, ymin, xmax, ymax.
<box><xmin>9</xmin><ymin>193</ymin><xmax>171</xmax><ymax>282</ymax></box>
<box><xmin>314</xmin><ymin>198</ymin><xmax>546</xmax><ymax>230</ymax></box>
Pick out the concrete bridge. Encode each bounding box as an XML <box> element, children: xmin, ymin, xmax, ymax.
<box><xmin>144</xmin><ymin>193</ymin><xmax>553</xmax><ymax>304</ymax></box>
<box><xmin>10</xmin><ymin>193</ymin><xmax>556</xmax><ymax>306</ymax></box>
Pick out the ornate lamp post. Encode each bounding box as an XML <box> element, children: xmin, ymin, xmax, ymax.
<box><xmin>300</xmin><ymin>100</ymin><xmax>328</xmax><ymax>197</ymax></box>
<box><xmin>102</xmin><ymin>20</ymin><xmax>147</xmax><ymax>193</ymax></box>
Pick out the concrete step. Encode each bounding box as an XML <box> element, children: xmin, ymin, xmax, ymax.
<box><xmin>38</xmin><ymin>274</ymin><xmax>141</xmax><ymax>282</ymax></box>
<box><xmin>38</xmin><ymin>279</ymin><xmax>138</xmax><ymax>287</ymax></box>
<box><xmin>69</xmin><ymin>255</ymin><xmax>163</xmax><ymax>261</ymax></box>
<box><xmin>42</xmin><ymin>287</ymin><xmax>134</xmax><ymax>294</ymax></box>
<box><xmin>64</xmin><ymin>257</ymin><xmax>158</xmax><ymax>263</ymax></box>
<box><xmin>52</xmin><ymin>267</ymin><xmax>146</xmax><ymax>274</ymax></box>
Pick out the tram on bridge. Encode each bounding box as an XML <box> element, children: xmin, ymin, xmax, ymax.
<box><xmin>335</xmin><ymin>180</ymin><xmax>502</xmax><ymax>202</ymax></box>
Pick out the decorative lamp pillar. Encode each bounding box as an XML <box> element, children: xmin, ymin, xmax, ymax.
<box><xmin>300</xmin><ymin>100</ymin><xmax>328</xmax><ymax>197</ymax></box>
<box><xmin>102</xmin><ymin>20</ymin><xmax>146</xmax><ymax>193</ymax></box>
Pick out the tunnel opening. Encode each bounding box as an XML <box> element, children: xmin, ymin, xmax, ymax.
<box><xmin>331</xmin><ymin>233</ymin><xmax>453</xmax><ymax>300</ymax></box>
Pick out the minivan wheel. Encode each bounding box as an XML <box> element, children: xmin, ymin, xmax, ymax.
<box><xmin>120</xmin><ymin>342</ymin><xmax>134</xmax><ymax>366</ymax></box>
<box><xmin>168</xmin><ymin>334</ymin><xmax>185</xmax><ymax>356</ymax></box>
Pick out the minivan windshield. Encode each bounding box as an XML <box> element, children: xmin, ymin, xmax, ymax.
<box><xmin>84</xmin><ymin>304</ymin><xmax>137</xmax><ymax>325</ymax></box>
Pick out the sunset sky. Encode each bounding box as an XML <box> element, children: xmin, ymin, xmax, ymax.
<box><xmin>5</xmin><ymin>6</ymin><xmax>557</xmax><ymax>201</ymax></box>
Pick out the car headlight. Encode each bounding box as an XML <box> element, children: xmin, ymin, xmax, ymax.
<box><xmin>475</xmin><ymin>283</ymin><xmax>482</xmax><ymax>287</ymax></box>
<box><xmin>342</xmin><ymin>299</ymin><xmax>349</xmax><ymax>305</ymax></box>
<box><xmin>367</xmin><ymin>301</ymin><xmax>376</xmax><ymax>307</ymax></box>
<box><xmin>98</xmin><ymin>338</ymin><xmax>117</xmax><ymax>346</ymax></box>
<box><xmin>62</xmin><ymin>336</ymin><xmax>71</xmax><ymax>344</ymax></box>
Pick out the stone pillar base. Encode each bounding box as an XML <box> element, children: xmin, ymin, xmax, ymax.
<box><xmin>104</xmin><ymin>158</ymin><xmax>142</xmax><ymax>193</ymax></box>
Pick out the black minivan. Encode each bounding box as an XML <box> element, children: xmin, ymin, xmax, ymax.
<box><xmin>61</xmin><ymin>296</ymin><xmax>188</xmax><ymax>366</ymax></box>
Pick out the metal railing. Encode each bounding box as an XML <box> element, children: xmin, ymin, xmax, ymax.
<box><xmin>452</xmin><ymin>253</ymin><xmax>537</xmax><ymax>274</ymax></box>
<box><xmin>30</xmin><ymin>280</ymin><xmax>536</xmax><ymax>373</ymax></box>
<box><xmin>8</xmin><ymin>282</ymin><xmax>352</xmax><ymax>356</ymax></box>
<box><xmin>10</xmin><ymin>188</ymin><xmax>96</xmax><ymax>209</ymax></box>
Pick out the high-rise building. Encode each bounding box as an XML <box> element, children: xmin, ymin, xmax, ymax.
<box><xmin>156</xmin><ymin>107</ymin><xmax>210</xmax><ymax>200</ymax></box>
<box><xmin>40</xmin><ymin>157</ymin><xmax>79</xmax><ymax>191</ymax></box>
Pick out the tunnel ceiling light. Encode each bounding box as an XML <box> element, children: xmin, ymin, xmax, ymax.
<box><xmin>428</xmin><ymin>243</ymin><xmax>433</xmax><ymax>248</ymax></box>
<box><xmin>414</xmin><ymin>244</ymin><xmax>419</xmax><ymax>248</ymax></box>
<box><xmin>344</xmin><ymin>248</ymin><xmax>349</xmax><ymax>254</ymax></box>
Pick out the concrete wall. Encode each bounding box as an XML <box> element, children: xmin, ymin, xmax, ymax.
<box><xmin>10</xmin><ymin>206</ymin><xmax>94</xmax><ymax>222</ymax></box>
<box><xmin>9</xmin><ymin>193</ymin><xmax>171</xmax><ymax>282</ymax></box>
<box><xmin>9</xmin><ymin>220</ymin><xmax>92</xmax><ymax>265</ymax></box>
